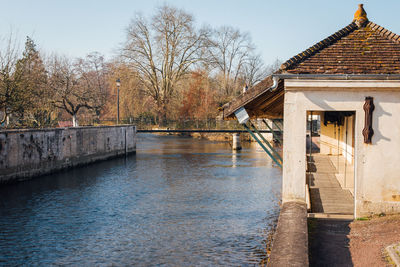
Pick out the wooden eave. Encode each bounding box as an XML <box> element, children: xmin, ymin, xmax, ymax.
<box><xmin>223</xmin><ymin>77</ymin><xmax>284</xmax><ymax>120</ymax></box>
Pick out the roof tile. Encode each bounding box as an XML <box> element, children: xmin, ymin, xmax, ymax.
<box><xmin>280</xmin><ymin>21</ymin><xmax>400</xmax><ymax>74</ymax></box>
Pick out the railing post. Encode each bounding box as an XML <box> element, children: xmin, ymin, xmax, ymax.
<box><xmin>232</xmin><ymin>133</ymin><xmax>242</xmax><ymax>150</ymax></box>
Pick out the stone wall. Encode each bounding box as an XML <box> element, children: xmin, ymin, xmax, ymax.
<box><xmin>0</xmin><ymin>125</ymin><xmax>136</xmax><ymax>183</ymax></box>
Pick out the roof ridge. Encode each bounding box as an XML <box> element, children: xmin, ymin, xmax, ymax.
<box><xmin>280</xmin><ymin>22</ymin><xmax>358</xmax><ymax>71</ymax></box>
<box><xmin>367</xmin><ymin>21</ymin><xmax>400</xmax><ymax>44</ymax></box>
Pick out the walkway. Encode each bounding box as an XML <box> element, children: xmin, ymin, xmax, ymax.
<box><xmin>307</xmin><ymin>154</ymin><xmax>354</xmax><ymax>215</ymax></box>
<box><xmin>307</xmin><ymin>154</ymin><xmax>354</xmax><ymax>266</ymax></box>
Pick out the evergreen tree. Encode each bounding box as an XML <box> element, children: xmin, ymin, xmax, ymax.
<box><xmin>15</xmin><ymin>36</ymin><xmax>52</xmax><ymax>127</ymax></box>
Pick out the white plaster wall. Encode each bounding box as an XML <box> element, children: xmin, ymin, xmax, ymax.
<box><xmin>282</xmin><ymin>91</ymin><xmax>307</xmax><ymax>203</ymax></box>
<box><xmin>283</xmin><ymin>80</ymin><xmax>400</xmax><ymax>217</ymax></box>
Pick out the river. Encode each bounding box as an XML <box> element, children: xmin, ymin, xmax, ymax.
<box><xmin>0</xmin><ymin>134</ymin><xmax>281</xmax><ymax>266</ymax></box>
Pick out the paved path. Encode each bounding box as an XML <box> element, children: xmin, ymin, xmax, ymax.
<box><xmin>308</xmin><ymin>154</ymin><xmax>354</xmax><ymax>215</ymax></box>
<box><xmin>308</xmin><ymin>218</ymin><xmax>353</xmax><ymax>266</ymax></box>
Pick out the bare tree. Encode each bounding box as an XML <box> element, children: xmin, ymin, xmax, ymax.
<box><xmin>122</xmin><ymin>5</ymin><xmax>209</xmax><ymax>124</ymax></box>
<box><xmin>208</xmin><ymin>26</ymin><xmax>253</xmax><ymax>96</ymax></box>
<box><xmin>242</xmin><ymin>53</ymin><xmax>267</xmax><ymax>88</ymax></box>
<box><xmin>48</xmin><ymin>53</ymin><xmax>109</xmax><ymax>127</ymax></box>
<box><xmin>0</xmin><ymin>33</ymin><xmax>24</xmax><ymax>125</ymax></box>
<box><xmin>103</xmin><ymin>61</ymin><xmax>146</xmax><ymax>121</ymax></box>
<box><xmin>267</xmin><ymin>58</ymin><xmax>283</xmax><ymax>74</ymax></box>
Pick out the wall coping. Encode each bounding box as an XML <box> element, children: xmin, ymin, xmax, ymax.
<box><xmin>0</xmin><ymin>125</ymin><xmax>136</xmax><ymax>134</ymax></box>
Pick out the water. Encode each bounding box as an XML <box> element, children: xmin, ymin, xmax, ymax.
<box><xmin>0</xmin><ymin>134</ymin><xmax>281</xmax><ymax>266</ymax></box>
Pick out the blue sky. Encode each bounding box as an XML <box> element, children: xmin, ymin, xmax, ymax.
<box><xmin>1</xmin><ymin>0</ymin><xmax>400</xmax><ymax>66</ymax></box>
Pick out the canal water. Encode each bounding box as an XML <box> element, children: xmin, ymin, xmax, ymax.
<box><xmin>0</xmin><ymin>134</ymin><xmax>281</xmax><ymax>266</ymax></box>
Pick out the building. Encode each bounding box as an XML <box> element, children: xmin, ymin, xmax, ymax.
<box><xmin>223</xmin><ymin>4</ymin><xmax>400</xmax><ymax>218</ymax></box>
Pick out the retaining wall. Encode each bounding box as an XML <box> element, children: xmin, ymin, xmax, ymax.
<box><xmin>268</xmin><ymin>202</ymin><xmax>309</xmax><ymax>267</ymax></box>
<box><xmin>0</xmin><ymin>125</ymin><xmax>136</xmax><ymax>183</ymax></box>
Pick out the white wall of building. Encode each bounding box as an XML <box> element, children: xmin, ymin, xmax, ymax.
<box><xmin>283</xmin><ymin>79</ymin><xmax>400</xmax><ymax>217</ymax></box>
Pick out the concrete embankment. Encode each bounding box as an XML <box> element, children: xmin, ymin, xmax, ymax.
<box><xmin>268</xmin><ymin>202</ymin><xmax>309</xmax><ymax>267</ymax></box>
<box><xmin>0</xmin><ymin>125</ymin><xmax>136</xmax><ymax>183</ymax></box>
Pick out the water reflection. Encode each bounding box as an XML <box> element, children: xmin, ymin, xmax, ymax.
<box><xmin>232</xmin><ymin>150</ymin><xmax>238</xmax><ymax>168</ymax></box>
<box><xmin>0</xmin><ymin>134</ymin><xmax>281</xmax><ymax>266</ymax></box>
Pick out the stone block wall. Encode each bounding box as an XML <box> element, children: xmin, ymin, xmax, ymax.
<box><xmin>0</xmin><ymin>125</ymin><xmax>136</xmax><ymax>183</ymax></box>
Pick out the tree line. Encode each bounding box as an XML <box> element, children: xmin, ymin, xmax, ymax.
<box><xmin>0</xmin><ymin>5</ymin><xmax>279</xmax><ymax>128</ymax></box>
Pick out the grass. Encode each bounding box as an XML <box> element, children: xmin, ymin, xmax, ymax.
<box><xmin>356</xmin><ymin>217</ymin><xmax>370</xmax><ymax>221</ymax></box>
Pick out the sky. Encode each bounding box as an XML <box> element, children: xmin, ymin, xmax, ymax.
<box><xmin>2</xmin><ymin>0</ymin><xmax>400</xmax><ymax>66</ymax></box>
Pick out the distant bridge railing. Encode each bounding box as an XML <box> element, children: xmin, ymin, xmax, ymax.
<box><xmin>100</xmin><ymin>118</ymin><xmax>243</xmax><ymax>131</ymax></box>
<box><xmin>137</xmin><ymin>129</ymin><xmax>272</xmax><ymax>133</ymax></box>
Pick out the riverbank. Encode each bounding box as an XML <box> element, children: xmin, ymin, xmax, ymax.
<box><xmin>190</xmin><ymin>132</ymin><xmax>253</xmax><ymax>142</ymax></box>
<box><xmin>148</xmin><ymin>131</ymin><xmax>274</xmax><ymax>143</ymax></box>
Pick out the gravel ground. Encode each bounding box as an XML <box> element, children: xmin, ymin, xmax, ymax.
<box><xmin>349</xmin><ymin>214</ymin><xmax>400</xmax><ymax>266</ymax></box>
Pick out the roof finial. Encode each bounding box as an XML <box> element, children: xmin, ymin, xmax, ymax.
<box><xmin>353</xmin><ymin>4</ymin><xmax>368</xmax><ymax>27</ymax></box>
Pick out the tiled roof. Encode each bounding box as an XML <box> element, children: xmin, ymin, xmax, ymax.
<box><xmin>223</xmin><ymin>7</ymin><xmax>400</xmax><ymax>120</ymax></box>
<box><xmin>280</xmin><ymin>21</ymin><xmax>400</xmax><ymax>74</ymax></box>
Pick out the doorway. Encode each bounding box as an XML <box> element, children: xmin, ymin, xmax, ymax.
<box><xmin>306</xmin><ymin>111</ymin><xmax>355</xmax><ymax>216</ymax></box>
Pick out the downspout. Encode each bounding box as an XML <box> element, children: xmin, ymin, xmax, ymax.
<box><xmin>269</xmin><ymin>76</ymin><xmax>279</xmax><ymax>91</ymax></box>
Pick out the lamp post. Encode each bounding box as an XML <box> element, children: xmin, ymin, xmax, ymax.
<box><xmin>116</xmin><ymin>78</ymin><xmax>121</xmax><ymax>124</ymax></box>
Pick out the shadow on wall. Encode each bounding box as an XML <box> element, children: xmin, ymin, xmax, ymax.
<box><xmin>303</xmin><ymin>91</ymin><xmax>360</xmax><ymax>111</ymax></box>
<box><xmin>372</xmin><ymin>100</ymin><xmax>391</xmax><ymax>144</ymax></box>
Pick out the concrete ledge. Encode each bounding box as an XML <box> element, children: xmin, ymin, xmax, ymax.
<box><xmin>308</xmin><ymin>213</ymin><xmax>354</xmax><ymax>220</ymax></box>
<box><xmin>269</xmin><ymin>202</ymin><xmax>309</xmax><ymax>267</ymax></box>
<box><xmin>0</xmin><ymin>124</ymin><xmax>134</xmax><ymax>134</ymax></box>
